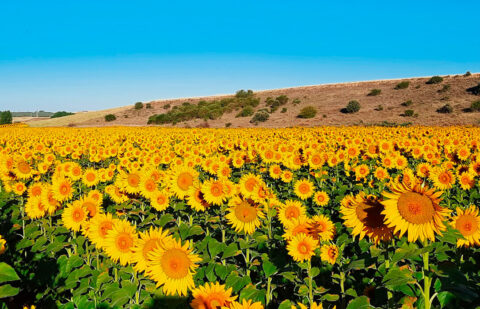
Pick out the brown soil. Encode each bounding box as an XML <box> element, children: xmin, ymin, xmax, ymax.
<box><xmin>29</xmin><ymin>73</ymin><xmax>480</xmax><ymax>128</ymax></box>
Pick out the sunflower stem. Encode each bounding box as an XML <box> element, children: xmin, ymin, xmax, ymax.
<box><xmin>245</xmin><ymin>234</ymin><xmax>250</xmax><ymax>277</ymax></box>
<box><xmin>221</xmin><ymin>229</ymin><xmax>226</xmax><ymax>266</ymax></box>
<box><xmin>266</xmin><ymin>276</ymin><xmax>272</xmax><ymax>306</ymax></box>
<box><xmin>308</xmin><ymin>259</ymin><xmax>314</xmax><ymax>305</ymax></box>
<box><xmin>422</xmin><ymin>250</ymin><xmax>431</xmax><ymax>309</ymax></box>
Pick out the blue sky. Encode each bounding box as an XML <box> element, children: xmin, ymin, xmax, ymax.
<box><xmin>1</xmin><ymin>1</ymin><xmax>479</xmax><ymax>112</ymax></box>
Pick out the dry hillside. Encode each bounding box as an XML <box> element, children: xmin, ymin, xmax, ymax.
<box><xmin>28</xmin><ymin>73</ymin><xmax>480</xmax><ymax>128</ymax></box>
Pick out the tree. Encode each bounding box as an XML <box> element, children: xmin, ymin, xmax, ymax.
<box><xmin>0</xmin><ymin>111</ymin><xmax>12</xmax><ymax>124</ymax></box>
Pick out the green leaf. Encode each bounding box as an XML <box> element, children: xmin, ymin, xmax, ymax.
<box><xmin>262</xmin><ymin>260</ymin><xmax>278</xmax><ymax>277</ymax></box>
<box><xmin>215</xmin><ymin>264</ymin><xmax>229</xmax><ymax>281</ymax></box>
<box><xmin>0</xmin><ymin>284</ymin><xmax>20</xmax><ymax>298</ymax></box>
<box><xmin>0</xmin><ymin>263</ymin><xmax>20</xmax><ymax>284</ymax></box>
<box><xmin>225</xmin><ymin>272</ymin><xmax>251</xmax><ymax>293</ymax></box>
<box><xmin>438</xmin><ymin>225</ymin><xmax>464</xmax><ymax>245</ymax></box>
<box><xmin>278</xmin><ymin>300</ymin><xmax>293</xmax><ymax>309</ymax></box>
<box><xmin>96</xmin><ymin>272</ymin><xmax>113</xmax><ymax>289</ymax></box>
<box><xmin>310</xmin><ymin>267</ymin><xmax>320</xmax><ymax>278</ymax></box>
<box><xmin>347</xmin><ymin>296</ymin><xmax>371</xmax><ymax>309</ymax></box>
<box><xmin>383</xmin><ymin>267</ymin><xmax>415</xmax><ymax>288</ymax></box>
<box><xmin>239</xmin><ymin>284</ymin><xmax>266</xmax><ymax>304</ymax></box>
<box><xmin>157</xmin><ymin>214</ymin><xmax>174</xmax><ymax>227</ymax></box>
<box><xmin>208</xmin><ymin>238</ymin><xmax>225</xmax><ymax>259</ymax></box>
<box><xmin>222</xmin><ymin>243</ymin><xmax>240</xmax><ymax>259</ymax></box>
<box><xmin>323</xmin><ymin>294</ymin><xmax>339</xmax><ymax>302</ymax></box>
<box><xmin>437</xmin><ymin>291</ymin><xmax>455</xmax><ymax>307</ymax></box>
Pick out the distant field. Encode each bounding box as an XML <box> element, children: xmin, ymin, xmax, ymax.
<box><xmin>27</xmin><ymin>73</ymin><xmax>480</xmax><ymax>127</ymax></box>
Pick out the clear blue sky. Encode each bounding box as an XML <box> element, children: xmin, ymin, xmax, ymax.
<box><xmin>1</xmin><ymin>1</ymin><xmax>479</xmax><ymax>112</ymax></box>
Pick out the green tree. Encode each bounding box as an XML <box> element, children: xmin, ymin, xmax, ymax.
<box><xmin>0</xmin><ymin>111</ymin><xmax>12</xmax><ymax>124</ymax></box>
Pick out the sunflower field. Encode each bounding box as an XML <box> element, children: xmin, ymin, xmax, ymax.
<box><xmin>1</xmin><ymin>126</ymin><xmax>480</xmax><ymax>309</ymax></box>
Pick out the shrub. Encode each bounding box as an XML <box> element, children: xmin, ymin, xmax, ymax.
<box><xmin>375</xmin><ymin>105</ymin><xmax>384</xmax><ymax>111</ymax></box>
<box><xmin>266</xmin><ymin>95</ymin><xmax>289</xmax><ymax>113</ymax></box>
<box><xmin>235</xmin><ymin>89</ymin><xmax>254</xmax><ymax>98</ymax></box>
<box><xmin>437</xmin><ymin>104</ymin><xmax>453</xmax><ymax>114</ymax></box>
<box><xmin>404</xmin><ymin>110</ymin><xmax>415</xmax><ymax>117</ymax></box>
<box><xmin>438</xmin><ymin>84</ymin><xmax>451</xmax><ymax>93</ymax></box>
<box><xmin>426</xmin><ymin>76</ymin><xmax>443</xmax><ymax>84</ymax></box>
<box><xmin>395</xmin><ymin>81</ymin><xmax>410</xmax><ymax>90</ymax></box>
<box><xmin>292</xmin><ymin>98</ymin><xmax>301</xmax><ymax>105</ymax></box>
<box><xmin>415</xmin><ymin>85</ymin><xmax>421</xmax><ymax>89</ymax></box>
<box><xmin>402</xmin><ymin>100</ymin><xmax>413</xmax><ymax>107</ymax></box>
<box><xmin>0</xmin><ymin>111</ymin><xmax>12</xmax><ymax>124</ymax></box>
<box><xmin>134</xmin><ymin>102</ymin><xmax>144</xmax><ymax>110</ymax></box>
<box><xmin>281</xmin><ymin>108</ymin><xmax>287</xmax><ymax>113</ymax></box>
<box><xmin>343</xmin><ymin>100</ymin><xmax>361</xmax><ymax>113</ymax></box>
<box><xmin>163</xmin><ymin>104</ymin><xmax>171</xmax><ymax>109</ymax></box>
<box><xmin>467</xmin><ymin>83</ymin><xmax>480</xmax><ymax>95</ymax></box>
<box><xmin>51</xmin><ymin>111</ymin><xmax>74</xmax><ymax>118</ymax></box>
<box><xmin>367</xmin><ymin>89</ymin><xmax>381</xmax><ymax>96</ymax></box>
<box><xmin>250</xmin><ymin>111</ymin><xmax>269</xmax><ymax>124</ymax></box>
<box><xmin>236</xmin><ymin>106</ymin><xmax>254</xmax><ymax>118</ymax></box>
<box><xmin>297</xmin><ymin>106</ymin><xmax>317</xmax><ymax>118</ymax></box>
<box><xmin>225</xmin><ymin>122</ymin><xmax>232</xmax><ymax>127</ymax></box>
<box><xmin>465</xmin><ymin>71</ymin><xmax>472</xmax><ymax>77</ymax></box>
<box><xmin>146</xmin><ymin>103</ymin><xmax>152</xmax><ymax>109</ymax></box>
<box><xmin>471</xmin><ymin>101</ymin><xmax>480</xmax><ymax>112</ymax></box>
<box><xmin>105</xmin><ymin>114</ymin><xmax>116</xmax><ymax>122</ymax></box>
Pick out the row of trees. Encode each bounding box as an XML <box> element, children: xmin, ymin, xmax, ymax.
<box><xmin>0</xmin><ymin>111</ymin><xmax>12</xmax><ymax>124</ymax></box>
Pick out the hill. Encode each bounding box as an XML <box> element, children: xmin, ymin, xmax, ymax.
<box><xmin>27</xmin><ymin>73</ymin><xmax>480</xmax><ymax>128</ymax></box>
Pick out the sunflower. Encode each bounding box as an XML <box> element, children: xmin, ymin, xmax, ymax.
<box><xmin>82</xmin><ymin>168</ymin><xmax>100</xmax><ymax>187</ymax></box>
<box><xmin>340</xmin><ymin>193</ymin><xmax>393</xmax><ymax>244</ymax></box>
<box><xmin>105</xmin><ymin>185</ymin><xmax>128</xmax><ymax>204</ymax></box>
<box><xmin>382</xmin><ymin>180</ymin><xmax>450</xmax><ymax>242</ymax></box>
<box><xmin>354</xmin><ymin>164</ymin><xmax>370</xmax><ymax>180</ymax></box>
<box><xmin>429</xmin><ymin>168</ymin><xmax>456</xmax><ymax>190</ymax></box>
<box><xmin>227</xmin><ymin>299</ymin><xmax>264</xmax><ymax>309</ymax></box>
<box><xmin>27</xmin><ymin>182</ymin><xmax>44</xmax><ymax>198</ymax></box>
<box><xmin>84</xmin><ymin>213</ymin><xmax>117</xmax><ymax>249</ymax></box>
<box><xmin>187</xmin><ymin>185</ymin><xmax>210</xmax><ymax>212</ymax></box>
<box><xmin>104</xmin><ymin>219</ymin><xmax>138</xmax><ymax>266</ymax></box>
<box><xmin>12</xmin><ymin>182</ymin><xmax>27</xmax><ymax>195</ymax></box>
<box><xmin>139</xmin><ymin>175</ymin><xmax>158</xmax><ymax>199</ymax></box>
<box><xmin>169</xmin><ymin>165</ymin><xmax>199</xmax><ymax>199</ymax></box>
<box><xmin>190</xmin><ymin>282</ymin><xmax>237</xmax><ymax>309</ymax></box>
<box><xmin>281</xmin><ymin>170</ymin><xmax>293</xmax><ymax>183</ymax></box>
<box><xmin>62</xmin><ymin>201</ymin><xmax>87</xmax><ymax>232</ymax></box>
<box><xmin>458</xmin><ymin>171</ymin><xmax>475</xmax><ymax>190</ymax></box>
<box><xmin>0</xmin><ymin>235</ymin><xmax>5</xmax><ymax>255</ymax></box>
<box><xmin>320</xmin><ymin>244</ymin><xmax>339</xmax><ymax>265</ymax></box>
<box><xmin>146</xmin><ymin>238</ymin><xmax>201</xmax><ymax>296</ymax></box>
<box><xmin>202</xmin><ymin>179</ymin><xmax>227</xmax><ymax>206</ymax></box>
<box><xmin>41</xmin><ymin>186</ymin><xmax>60</xmax><ymax>214</ymax></box>
<box><xmin>226</xmin><ymin>196</ymin><xmax>265</xmax><ymax>235</ymax></box>
<box><xmin>307</xmin><ymin>215</ymin><xmax>335</xmax><ymax>241</ymax></box>
<box><xmin>283</xmin><ymin>216</ymin><xmax>310</xmax><ymax>241</ymax></box>
<box><xmin>52</xmin><ymin>177</ymin><xmax>74</xmax><ymax>202</ymax></box>
<box><xmin>374</xmin><ymin>167</ymin><xmax>389</xmax><ymax>181</ymax></box>
<box><xmin>25</xmin><ymin>196</ymin><xmax>47</xmax><ymax>219</ymax></box>
<box><xmin>293</xmin><ymin>179</ymin><xmax>315</xmax><ymax>200</ymax></box>
<box><xmin>287</xmin><ymin>233</ymin><xmax>318</xmax><ymax>262</ymax></box>
<box><xmin>313</xmin><ymin>191</ymin><xmax>329</xmax><ymax>207</ymax></box>
<box><xmin>150</xmin><ymin>190</ymin><xmax>170</xmax><ymax>212</ymax></box>
<box><xmin>131</xmin><ymin>227</ymin><xmax>172</xmax><ymax>273</ymax></box>
<box><xmin>451</xmin><ymin>206</ymin><xmax>480</xmax><ymax>247</ymax></box>
<box><xmin>239</xmin><ymin>173</ymin><xmax>263</xmax><ymax>198</ymax></box>
<box><xmin>79</xmin><ymin>196</ymin><xmax>102</xmax><ymax>218</ymax></box>
<box><xmin>269</xmin><ymin>164</ymin><xmax>282</xmax><ymax>179</ymax></box>
<box><xmin>278</xmin><ymin>200</ymin><xmax>307</xmax><ymax>227</ymax></box>
<box><xmin>13</xmin><ymin>158</ymin><xmax>34</xmax><ymax>180</ymax></box>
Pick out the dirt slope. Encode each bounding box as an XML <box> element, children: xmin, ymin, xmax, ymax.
<box><xmin>28</xmin><ymin>73</ymin><xmax>480</xmax><ymax>128</ymax></box>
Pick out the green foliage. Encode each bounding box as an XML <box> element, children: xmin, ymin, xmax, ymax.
<box><xmin>163</xmin><ymin>104</ymin><xmax>171</xmax><ymax>110</ymax></box>
<box><xmin>404</xmin><ymin>109</ymin><xmax>415</xmax><ymax>117</ymax></box>
<box><xmin>375</xmin><ymin>105</ymin><xmax>383</xmax><ymax>111</ymax></box>
<box><xmin>401</xmin><ymin>100</ymin><xmax>413</xmax><ymax>107</ymax></box>
<box><xmin>235</xmin><ymin>89</ymin><xmax>254</xmax><ymax>99</ymax></box>
<box><xmin>145</xmin><ymin>103</ymin><xmax>152</xmax><ymax>109</ymax></box>
<box><xmin>367</xmin><ymin>89</ymin><xmax>381</xmax><ymax>96</ymax></box>
<box><xmin>225</xmin><ymin>122</ymin><xmax>232</xmax><ymax>127</ymax></box>
<box><xmin>281</xmin><ymin>107</ymin><xmax>287</xmax><ymax>113</ymax></box>
<box><xmin>265</xmin><ymin>95</ymin><xmax>289</xmax><ymax>113</ymax></box>
<box><xmin>395</xmin><ymin>81</ymin><xmax>410</xmax><ymax>90</ymax></box>
<box><xmin>148</xmin><ymin>94</ymin><xmax>260</xmax><ymax>125</ymax></box>
<box><xmin>104</xmin><ymin>114</ymin><xmax>116</xmax><ymax>122</ymax></box>
<box><xmin>468</xmin><ymin>83</ymin><xmax>480</xmax><ymax>95</ymax></box>
<box><xmin>426</xmin><ymin>76</ymin><xmax>444</xmax><ymax>84</ymax></box>
<box><xmin>344</xmin><ymin>100</ymin><xmax>361</xmax><ymax>113</ymax></box>
<box><xmin>236</xmin><ymin>106</ymin><xmax>254</xmax><ymax>118</ymax></box>
<box><xmin>297</xmin><ymin>106</ymin><xmax>317</xmax><ymax>118</ymax></box>
<box><xmin>438</xmin><ymin>84</ymin><xmax>451</xmax><ymax>93</ymax></box>
<box><xmin>437</xmin><ymin>104</ymin><xmax>453</xmax><ymax>114</ymax></box>
<box><xmin>250</xmin><ymin>111</ymin><xmax>269</xmax><ymax>124</ymax></box>
<box><xmin>134</xmin><ymin>102</ymin><xmax>144</xmax><ymax>110</ymax></box>
<box><xmin>292</xmin><ymin>98</ymin><xmax>301</xmax><ymax>105</ymax></box>
<box><xmin>51</xmin><ymin>111</ymin><xmax>75</xmax><ymax>118</ymax></box>
<box><xmin>0</xmin><ymin>111</ymin><xmax>12</xmax><ymax>124</ymax></box>
<box><xmin>465</xmin><ymin>71</ymin><xmax>472</xmax><ymax>77</ymax></box>
<box><xmin>471</xmin><ymin>100</ymin><xmax>480</xmax><ymax>112</ymax></box>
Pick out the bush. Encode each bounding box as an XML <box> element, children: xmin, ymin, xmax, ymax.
<box><xmin>401</xmin><ymin>100</ymin><xmax>413</xmax><ymax>107</ymax></box>
<box><xmin>343</xmin><ymin>100</ymin><xmax>361</xmax><ymax>113</ymax></box>
<box><xmin>236</xmin><ymin>106</ymin><xmax>254</xmax><ymax>118</ymax></box>
<box><xmin>292</xmin><ymin>98</ymin><xmax>301</xmax><ymax>105</ymax></box>
<box><xmin>266</xmin><ymin>95</ymin><xmax>289</xmax><ymax>113</ymax></box>
<box><xmin>437</xmin><ymin>104</ymin><xmax>453</xmax><ymax>114</ymax></box>
<box><xmin>0</xmin><ymin>111</ymin><xmax>12</xmax><ymax>124</ymax></box>
<box><xmin>404</xmin><ymin>110</ymin><xmax>415</xmax><ymax>117</ymax></box>
<box><xmin>471</xmin><ymin>101</ymin><xmax>480</xmax><ymax>112</ymax></box>
<box><xmin>163</xmin><ymin>104</ymin><xmax>171</xmax><ymax>109</ymax></box>
<box><xmin>146</xmin><ymin>103</ymin><xmax>152</xmax><ymax>109</ymax></box>
<box><xmin>235</xmin><ymin>89</ymin><xmax>254</xmax><ymax>98</ymax></box>
<box><xmin>250</xmin><ymin>111</ymin><xmax>269</xmax><ymax>124</ymax></box>
<box><xmin>375</xmin><ymin>105</ymin><xmax>384</xmax><ymax>111</ymax></box>
<box><xmin>465</xmin><ymin>71</ymin><xmax>472</xmax><ymax>77</ymax></box>
<box><xmin>367</xmin><ymin>89</ymin><xmax>381</xmax><ymax>96</ymax></box>
<box><xmin>426</xmin><ymin>76</ymin><xmax>443</xmax><ymax>84</ymax></box>
<box><xmin>281</xmin><ymin>108</ymin><xmax>287</xmax><ymax>113</ymax></box>
<box><xmin>134</xmin><ymin>102</ymin><xmax>144</xmax><ymax>110</ymax></box>
<box><xmin>51</xmin><ymin>111</ymin><xmax>74</xmax><ymax>118</ymax></box>
<box><xmin>438</xmin><ymin>84</ymin><xmax>451</xmax><ymax>93</ymax></box>
<box><xmin>395</xmin><ymin>81</ymin><xmax>410</xmax><ymax>90</ymax></box>
<box><xmin>225</xmin><ymin>122</ymin><xmax>232</xmax><ymax>127</ymax></box>
<box><xmin>297</xmin><ymin>106</ymin><xmax>317</xmax><ymax>118</ymax></box>
<box><xmin>105</xmin><ymin>114</ymin><xmax>116</xmax><ymax>122</ymax></box>
<box><xmin>467</xmin><ymin>83</ymin><xmax>480</xmax><ymax>95</ymax></box>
